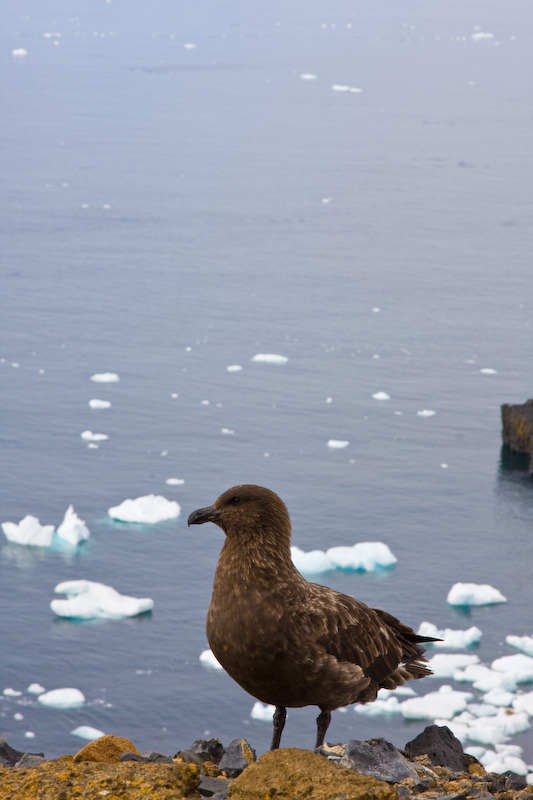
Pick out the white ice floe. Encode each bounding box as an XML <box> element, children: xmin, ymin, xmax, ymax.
<box><xmin>56</xmin><ymin>506</ymin><xmax>90</xmax><ymax>546</ymax></box>
<box><xmin>372</xmin><ymin>392</ymin><xmax>390</xmax><ymax>400</ymax></box>
<box><xmin>417</xmin><ymin>621</ymin><xmax>482</xmax><ymax>649</ymax></box>
<box><xmin>506</xmin><ymin>635</ymin><xmax>533</xmax><ymax>657</ymax></box>
<box><xmin>221</xmin><ymin>428</ymin><xmax>234</xmax><ymax>435</ymax></box>
<box><xmin>479</xmin><ymin>368</ymin><xmax>497</xmax><ymax>374</ymax></box>
<box><xmin>455</xmin><ymin>663</ymin><xmax>521</xmax><ymax>694</ymax></box>
<box><xmin>27</xmin><ymin>683</ymin><xmax>46</xmax><ymax>695</ymax></box>
<box><xmin>480</xmin><ymin>747</ymin><xmax>530</xmax><ymax>776</ymax></box>
<box><xmin>166</xmin><ymin>478</ymin><xmax>185</xmax><ymax>486</ymax></box>
<box><xmin>1</xmin><ymin>515</ymin><xmax>55</xmax><ymax>546</ymax></box>
<box><xmin>446</xmin><ymin>709</ymin><xmax>531</xmax><ymax>747</ymax></box>
<box><xmin>300</xmin><ymin>73</ymin><xmax>317</xmax><ymax>80</ymax></box>
<box><xmin>251</xmin><ymin>702</ymin><xmax>276</xmax><ymax>721</ymax></box>
<box><xmin>427</xmin><ymin>653</ymin><xmax>480</xmax><ymax>678</ymax></box>
<box><xmin>401</xmin><ymin>685</ymin><xmax>473</xmax><ymax>720</ymax></box>
<box><xmin>183</xmin><ymin>42</ymin><xmax>196</xmax><ymax>49</ymax></box>
<box><xmin>71</xmin><ymin>725</ymin><xmax>105</xmax><ymax>740</ymax></box>
<box><xmin>12</xmin><ymin>48</ymin><xmax>28</xmax><ymax>56</ymax></box>
<box><xmin>89</xmin><ymin>399</ymin><xmax>111</xmax><ymax>409</ymax></box>
<box><xmin>291</xmin><ymin>542</ymin><xmax>396</xmax><ymax>574</ymax></box>
<box><xmin>332</xmin><ymin>84</ymin><xmax>363</xmax><ymax>93</ymax></box>
<box><xmin>3</xmin><ymin>688</ymin><xmax>22</xmax><ymax>697</ymax></box>
<box><xmin>81</xmin><ymin>430</ymin><xmax>109</xmax><ymax>442</ymax></box>
<box><xmin>492</xmin><ymin>654</ymin><xmax>533</xmax><ymax>682</ymax></box>
<box><xmin>355</xmin><ymin>696</ymin><xmax>402</xmax><ymax>716</ymax></box>
<box><xmin>447</xmin><ymin>582</ymin><xmax>507</xmax><ymax>606</ymax></box>
<box><xmin>14</xmin><ymin>713</ymin><xmax>24</xmax><ymax>720</ymax></box>
<box><xmin>251</xmin><ymin>354</ymin><xmax>289</xmax><ymax>364</ymax></box>
<box><xmin>327</xmin><ymin>439</ymin><xmax>349</xmax><ymax>449</ymax></box>
<box><xmin>90</xmin><ymin>372</ymin><xmax>119</xmax><ymax>383</ymax></box>
<box><xmin>417</xmin><ymin>409</ymin><xmax>436</xmax><ymax>417</ymax></box>
<box><xmin>466</xmin><ymin>703</ymin><xmax>498</xmax><ymax>717</ymax></box>
<box><xmin>226</xmin><ymin>365</ymin><xmax>242</xmax><ymax>372</ymax></box>
<box><xmin>51</xmin><ymin>580</ymin><xmax>154</xmax><ymax>620</ymax></box>
<box><xmin>199</xmin><ymin>649</ymin><xmax>223</xmax><ymax>670</ymax></box>
<box><xmin>378</xmin><ymin>686</ymin><xmax>417</xmax><ymax>698</ymax></box>
<box><xmin>38</xmin><ymin>688</ymin><xmax>85</xmax><ymax>709</ymax></box>
<box><xmin>108</xmin><ymin>494</ymin><xmax>180</xmax><ymax>523</ymax></box>
<box><xmin>471</xmin><ymin>32</ymin><xmax>494</xmax><ymax>41</ymax></box>
<box><xmin>483</xmin><ymin>688</ymin><xmax>515</xmax><ymax>707</ymax></box>
<box><xmin>25</xmin><ymin>732</ymin><xmax>35</xmax><ymax>738</ymax></box>
<box><xmin>513</xmin><ymin>692</ymin><xmax>533</xmax><ymax>716</ymax></box>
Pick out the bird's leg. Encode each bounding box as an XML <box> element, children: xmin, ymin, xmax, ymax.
<box><xmin>315</xmin><ymin>709</ymin><xmax>331</xmax><ymax>749</ymax></box>
<box><xmin>270</xmin><ymin>705</ymin><xmax>287</xmax><ymax>750</ymax></box>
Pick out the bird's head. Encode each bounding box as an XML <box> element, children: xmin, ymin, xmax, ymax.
<box><xmin>187</xmin><ymin>484</ymin><xmax>291</xmax><ymax>542</ymax></box>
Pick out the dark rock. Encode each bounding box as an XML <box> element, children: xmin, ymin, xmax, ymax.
<box><xmin>119</xmin><ymin>750</ymin><xmax>172</xmax><ymax>763</ymax></box>
<box><xmin>14</xmin><ymin>753</ymin><xmax>46</xmax><ymax>769</ymax></box>
<box><xmin>218</xmin><ymin>738</ymin><xmax>256</xmax><ymax>778</ymax></box>
<box><xmin>0</xmin><ymin>737</ymin><xmax>44</xmax><ymax>768</ymax></box>
<box><xmin>198</xmin><ymin>774</ymin><xmax>230</xmax><ymax>798</ymax></box>
<box><xmin>501</xmin><ymin>399</ymin><xmax>533</xmax><ymax>472</ymax></box>
<box><xmin>187</xmin><ymin>738</ymin><xmax>226</xmax><ymax>765</ymax></box>
<box><xmin>340</xmin><ymin>737</ymin><xmax>420</xmax><ymax>784</ymax></box>
<box><xmin>404</xmin><ymin>725</ymin><xmax>468</xmax><ymax>773</ymax></box>
<box><xmin>502</xmin><ymin>770</ymin><xmax>527</xmax><ymax>791</ymax></box>
<box><xmin>177</xmin><ymin>749</ymin><xmax>207</xmax><ymax>766</ymax></box>
<box><xmin>315</xmin><ymin>742</ymin><xmax>346</xmax><ymax>762</ymax></box>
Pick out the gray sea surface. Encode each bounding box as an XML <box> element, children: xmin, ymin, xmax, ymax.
<box><xmin>1</xmin><ymin>0</ymin><xmax>532</xmax><ymax>765</ymax></box>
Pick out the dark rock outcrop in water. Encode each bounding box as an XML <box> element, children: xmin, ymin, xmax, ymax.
<box><xmin>188</xmin><ymin>484</ymin><xmax>439</xmax><ymax>749</ymax></box>
<box><xmin>501</xmin><ymin>399</ymin><xmax>533</xmax><ymax>472</ymax></box>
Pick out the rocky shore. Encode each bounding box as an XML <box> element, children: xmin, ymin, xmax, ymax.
<box><xmin>1</xmin><ymin>725</ymin><xmax>532</xmax><ymax>800</ymax></box>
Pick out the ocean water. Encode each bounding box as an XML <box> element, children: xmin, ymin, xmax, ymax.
<box><xmin>1</xmin><ymin>0</ymin><xmax>532</xmax><ymax>767</ymax></box>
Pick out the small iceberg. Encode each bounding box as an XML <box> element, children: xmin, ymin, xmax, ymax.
<box><xmin>447</xmin><ymin>582</ymin><xmax>507</xmax><ymax>606</ymax></box>
<box><xmin>251</xmin><ymin>354</ymin><xmax>289</xmax><ymax>365</ymax></box>
<box><xmin>417</xmin><ymin>409</ymin><xmax>436</xmax><ymax>417</ymax></box>
<box><xmin>71</xmin><ymin>725</ymin><xmax>105</xmax><ymax>740</ymax></box>
<box><xmin>166</xmin><ymin>478</ymin><xmax>185</xmax><ymax>486</ymax></box>
<box><xmin>12</xmin><ymin>48</ymin><xmax>28</xmax><ymax>57</ymax></box>
<box><xmin>355</xmin><ymin>697</ymin><xmax>402</xmax><ymax>716</ymax></box>
<box><xmin>108</xmin><ymin>494</ymin><xmax>180</xmax><ymax>523</ymax></box>
<box><xmin>372</xmin><ymin>392</ymin><xmax>390</xmax><ymax>401</ymax></box>
<box><xmin>327</xmin><ymin>439</ymin><xmax>349</xmax><ymax>449</ymax></box>
<box><xmin>251</xmin><ymin>701</ymin><xmax>276</xmax><ymax>721</ymax></box>
<box><xmin>300</xmin><ymin>73</ymin><xmax>317</xmax><ymax>80</ymax></box>
<box><xmin>199</xmin><ymin>649</ymin><xmax>223</xmax><ymax>670</ymax></box>
<box><xmin>417</xmin><ymin>621</ymin><xmax>482</xmax><ymax>648</ymax></box>
<box><xmin>27</xmin><ymin>683</ymin><xmax>46</xmax><ymax>695</ymax></box>
<box><xmin>56</xmin><ymin>506</ymin><xmax>90</xmax><ymax>546</ymax></box>
<box><xmin>481</xmin><ymin>747</ymin><xmax>530</xmax><ymax>777</ymax></box>
<box><xmin>51</xmin><ymin>580</ymin><xmax>154</xmax><ymax>620</ymax></box>
<box><xmin>513</xmin><ymin>692</ymin><xmax>533</xmax><ymax>716</ymax></box>
<box><xmin>81</xmin><ymin>431</ymin><xmax>108</xmax><ymax>442</ymax></box>
<box><xmin>427</xmin><ymin>653</ymin><xmax>480</xmax><ymax>678</ymax></box>
<box><xmin>401</xmin><ymin>685</ymin><xmax>473</xmax><ymax>720</ymax></box>
<box><xmin>506</xmin><ymin>635</ymin><xmax>533</xmax><ymax>657</ymax></box>
<box><xmin>90</xmin><ymin>372</ymin><xmax>119</xmax><ymax>383</ymax></box>
<box><xmin>226</xmin><ymin>365</ymin><xmax>242</xmax><ymax>372</ymax></box>
<box><xmin>332</xmin><ymin>84</ymin><xmax>363</xmax><ymax>93</ymax></box>
<box><xmin>3</xmin><ymin>688</ymin><xmax>22</xmax><ymax>697</ymax></box>
<box><xmin>89</xmin><ymin>399</ymin><xmax>111</xmax><ymax>409</ymax></box>
<box><xmin>2</xmin><ymin>515</ymin><xmax>55</xmax><ymax>546</ymax></box>
<box><xmin>291</xmin><ymin>541</ymin><xmax>396</xmax><ymax>574</ymax></box>
<box><xmin>38</xmin><ymin>688</ymin><xmax>85</xmax><ymax>709</ymax></box>
<box><xmin>492</xmin><ymin>654</ymin><xmax>533</xmax><ymax>683</ymax></box>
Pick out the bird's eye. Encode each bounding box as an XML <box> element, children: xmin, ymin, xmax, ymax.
<box><xmin>229</xmin><ymin>496</ymin><xmax>241</xmax><ymax>505</ymax></box>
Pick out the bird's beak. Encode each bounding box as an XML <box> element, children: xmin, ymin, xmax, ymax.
<box><xmin>187</xmin><ymin>505</ymin><xmax>223</xmax><ymax>526</ymax></box>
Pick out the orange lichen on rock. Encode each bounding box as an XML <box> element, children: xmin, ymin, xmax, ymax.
<box><xmin>73</xmin><ymin>734</ymin><xmax>141</xmax><ymax>763</ymax></box>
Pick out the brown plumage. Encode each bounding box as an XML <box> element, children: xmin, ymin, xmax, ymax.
<box><xmin>188</xmin><ymin>484</ymin><xmax>438</xmax><ymax>749</ymax></box>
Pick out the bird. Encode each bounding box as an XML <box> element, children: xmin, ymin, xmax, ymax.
<box><xmin>188</xmin><ymin>484</ymin><xmax>438</xmax><ymax>750</ymax></box>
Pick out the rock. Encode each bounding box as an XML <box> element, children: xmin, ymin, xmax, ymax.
<box><xmin>187</xmin><ymin>738</ymin><xmax>225</xmax><ymax>765</ymax></box>
<box><xmin>0</xmin><ymin>736</ymin><xmax>44</xmax><ymax>768</ymax></box>
<box><xmin>119</xmin><ymin>750</ymin><xmax>172</xmax><ymax>763</ymax></box>
<box><xmin>404</xmin><ymin>725</ymin><xmax>468</xmax><ymax>773</ymax></box>
<box><xmin>0</xmin><ymin>754</ymin><xmax>200</xmax><ymax>799</ymax></box>
<box><xmin>341</xmin><ymin>737</ymin><xmax>420</xmax><ymax>784</ymax></box>
<box><xmin>229</xmin><ymin>747</ymin><xmax>397</xmax><ymax>800</ymax></box>
<box><xmin>501</xmin><ymin>399</ymin><xmax>533</xmax><ymax>472</ymax></box>
<box><xmin>501</xmin><ymin>770</ymin><xmax>527</xmax><ymax>791</ymax></box>
<box><xmin>14</xmin><ymin>753</ymin><xmax>46</xmax><ymax>769</ymax></box>
<box><xmin>316</xmin><ymin>742</ymin><xmax>346</xmax><ymax>761</ymax></box>
<box><xmin>73</xmin><ymin>734</ymin><xmax>140</xmax><ymax>763</ymax></box>
<box><xmin>198</xmin><ymin>774</ymin><xmax>230</xmax><ymax>797</ymax></box>
<box><xmin>217</xmin><ymin>738</ymin><xmax>255</xmax><ymax>777</ymax></box>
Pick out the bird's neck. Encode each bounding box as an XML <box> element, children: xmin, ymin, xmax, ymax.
<box><xmin>214</xmin><ymin>528</ymin><xmax>300</xmax><ymax>594</ymax></box>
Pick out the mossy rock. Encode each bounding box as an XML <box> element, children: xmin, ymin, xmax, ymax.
<box><xmin>228</xmin><ymin>748</ymin><xmax>398</xmax><ymax>800</ymax></box>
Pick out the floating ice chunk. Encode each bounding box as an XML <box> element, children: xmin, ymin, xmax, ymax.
<box><xmin>492</xmin><ymin>654</ymin><xmax>533</xmax><ymax>682</ymax></box>
<box><xmin>12</xmin><ymin>48</ymin><xmax>28</xmax><ymax>56</ymax></box>
<box><xmin>14</xmin><ymin>713</ymin><xmax>24</xmax><ymax>720</ymax></box>
<box><xmin>2</xmin><ymin>515</ymin><xmax>55</xmax><ymax>546</ymax></box>
<box><xmin>378</xmin><ymin>686</ymin><xmax>417</xmax><ymax>698</ymax></box>
<box><xmin>291</xmin><ymin>546</ymin><xmax>334</xmax><ymax>574</ymax></box>
<box><xmin>471</xmin><ymin>32</ymin><xmax>494</xmax><ymax>41</ymax></box>
<box><xmin>466</xmin><ymin>709</ymin><xmax>531</xmax><ymax>745</ymax></box>
<box><xmin>417</xmin><ymin>409</ymin><xmax>436</xmax><ymax>417</ymax></box>
<box><xmin>466</xmin><ymin>703</ymin><xmax>498</xmax><ymax>717</ymax></box>
<box><xmin>89</xmin><ymin>399</ymin><xmax>111</xmax><ymax>409</ymax></box>
<box><xmin>90</xmin><ymin>372</ymin><xmax>119</xmax><ymax>383</ymax></box>
<box><xmin>56</xmin><ymin>506</ymin><xmax>90</xmax><ymax>546</ymax></box>
<box><xmin>401</xmin><ymin>685</ymin><xmax>473</xmax><ymax>720</ymax></box>
<box><xmin>327</xmin><ymin>542</ymin><xmax>397</xmax><ymax>571</ymax></box>
<box><xmin>108</xmin><ymin>494</ymin><xmax>180</xmax><ymax>523</ymax></box>
<box><xmin>251</xmin><ymin>701</ymin><xmax>276</xmax><ymax>721</ymax></box>
<box><xmin>484</xmin><ymin>688</ymin><xmax>515</xmax><ymax>707</ymax></box>
<box><xmin>71</xmin><ymin>726</ymin><xmax>105</xmax><ymax>740</ymax></box>
<box><xmin>251</xmin><ymin>354</ymin><xmax>289</xmax><ymax>364</ymax></box>
<box><xmin>427</xmin><ymin>653</ymin><xmax>480</xmax><ymax>678</ymax></box>
<box><xmin>183</xmin><ymin>42</ymin><xmax>196</xmax><ymax>49</ymax></box>
<box><xmin>327</xmin><ymin>439</ymin><xmax>349</xmax><ymax>449</ymax></box>
<box><xmin>372</xmin><ymin>392</ymin><xmax>390</xmax><ymax>400</ymax></box>
<box><xmin>355</xmin><ymin>697</ymin><xmax>402</xmax><ymax>716</ymax></box>
<box><xmin>51</xmin><ymin>580</ymin><xmax>154</xmax><ymax>620</ymax></box>
<box><xmin>506</xmin><ymin>635</ymin><xmax>533</xmax><ymax>657</ymax></box>
<box><xmin>27</xmin><ymin>683</ymin><xmax>46</xmax><ymax>695</ymax></box>
<box><xmin>513</xmin><ymin>692</ymin><xmax>533</xmax><ymax>716</ymax></box>
<box><xmin>226</xmin><ymin>365</ymin><xmax>242</xmax><ymax>372</ymax></box>
<box><xmin>166</xmin><ymin>478</ymin><xmax>184</xmax><ymax>486</ymax></box>
<box><xmin>300</xmin><ymin>73</ymin><xmax>317</xmax><ymax>80</ymax></box>
<box><xmin>481</xmin><ymin>749</ymin><xmax>529</xmax><ymax>776</ymax></box>
<box><xmin>3</xmin><ymin>688</ymin><xmax>22</xmax><ymax>697</ymax></box>
<box><xmin>25</xmin><ymin>732</ymin><xmax>35</xmax><ymax>738</ymax></box>
<box><xmin>417</xmin><ymin>621</ymin><xmax>482</xmax><ymax>648</ymax></box>
<box><xmin>221</xmin><ymin>428</ymin><xmax>234</xmax><ymax>435</ymax></box>
<box><xmin>332</xmin><ymin>84</ymin><xmax>363</xmax><ymax>93</ymax></box>
<box><xmin>479</xmin><ymin>368</ymin><xmax>497</xmax><ymax>374</ymax></box>
<box><xmin>447</xmin><ymin>582</ymin><xmax>507</xmax><ymax>606</ymax></box>
<box><xmin>199</xmin><ymin>649</ymin><xmax>223</xmax><ymax>670</ymax></box>
<box><xmin>465</xmin><ymin>745</ymin><xmax>486</xmax><ymax>759</ymax></box>
<box><xmin>81</xmin><ymin>431</ymin><xmax>109</xmax><ymax>442</ymax></box>
<box><xmin>38</xmin><ymin>688</ymin><xmax>85</xmax><ymax>709</ymax></box>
